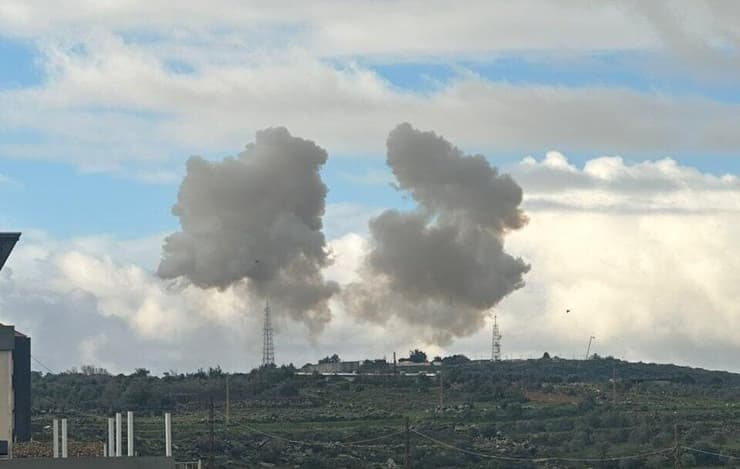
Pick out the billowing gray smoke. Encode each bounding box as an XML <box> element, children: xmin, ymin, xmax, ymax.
<box><xmin>158</xmin><ymin>127</ymin><xmax>338</xmax><ymax>333</ymax></box>
<box><xmin>344</xmin><ymin>123</ymin><xmax>530</xmax><ymax>343</ymax></box>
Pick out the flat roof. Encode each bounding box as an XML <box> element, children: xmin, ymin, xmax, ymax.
<box><xmin>0</xmin><ymin>232</ymin><xmax>21</xmax><ymax>272</ymax></box>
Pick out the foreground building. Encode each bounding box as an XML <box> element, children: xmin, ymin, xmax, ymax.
<box><xmin>0</xmin><ymin>325</ymin><xmax>31</xmax><ymax>458</ymax></box>
<box><xmin>1</xmin><ymin>233</ymin><xmax>27</xmax><ymax>458</ymax></box>
<box><xmin>0</xmin><ymin>233</ymin><xmax>19</xmax><ymax>273</ymax></box>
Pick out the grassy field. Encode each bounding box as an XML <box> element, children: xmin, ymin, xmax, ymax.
<box><xmin>20</xmin><ymin>358</ymin><xmax>740</xmax><ymax>467</ymax></box>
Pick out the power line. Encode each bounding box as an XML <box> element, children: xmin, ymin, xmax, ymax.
<box><xmin>412</xmin><ymin>430</ymin><xmax>538</xmax><ymax>463</ymax></box>
<box><xmin>31</xmin><ymin>355</ymin><xmax>55</xmax><ymax>374</ymax></box>
<box><xmin>412</xmin><ymin>429</ymin><xmax>674</xmax><ymax>463</ymax></box>
<box><xmin>241</xmin><ymin>423</ymin><xmax>403</xmax><ymax>448</ymax></box>
<box><xmin>240</xmin><ymin>423</ymin><xmax>676</xmax><ymax>464</ymax></box>
<box><xmin>208</xmin><ymin>397</ymin><xmax>215</xmax><ymax>469</ymax></box>
<box><xmin>682</xmin><ymin>446</ymin><xmax>739</xmax><ymax>461</ymax></box>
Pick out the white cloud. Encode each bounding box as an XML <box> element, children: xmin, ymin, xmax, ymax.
<box><xmin>466</xmin><ymin>154</ymin><xmax>740</xmax><ymax>371</ymax></box>
<box><xmin>496</xmin><ymin>208</ymin><xmax>740</xmax><ymax>372</ymax></box>
<box><xmin>628</xmin><ymin>0</ymin><xmax>740</xmax><ymax>81</ymax></box>
<box><xmin>0</xmin><ymin>232</ymin><xmax>254</xmax><ymax>372</ymax></box>
<box><xmin>3</xmin><ymin>38</ymin><xmax>740</xmax><ymax>172</ymax></box>
<box><xmin>2</xmin><ymin>1</ymin><xmax>735</xmax><ymax>78</ymax></box>
<box><xmin>0</xmin><ymin>1</ymin><xmax>659</xmax><ymax>55</ymax></box>
<box><xmin>0</xmin><ymin>2</ymin><xmax>738</xmax><ymax>173</ymax></box>
<box><xmin>513</xmin><ymin>154</ymin><xmax>740</xmax><ymax>212</ymax></box>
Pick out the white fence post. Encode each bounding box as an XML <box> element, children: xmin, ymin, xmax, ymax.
<box><xmin>164</xmin><ymin>412</ymin><xmax>172</xmax><ymax>457</ymax></box>
<box><xmin>127</xmin><ymin>411</ymin><xmax>134</xmax><ymax>456</ymax></box>
<box><xmin>52</xmin><ymin>419</ymin><xmax>59</xmax><ymax>458</ymax></box>
<box><xmin>61</xmin><ymin>418</ymin><xmax>68</xmax><ymax>458</ymax></box>
<box><xmin>115</xmin><ymin>413</ymin><xmax>122</xmax><ymax>457</ymax></box>
<box><xmin>107</xmin><ymin>417</ymin><xmax>115</xmax><ymax>458</ymax></box>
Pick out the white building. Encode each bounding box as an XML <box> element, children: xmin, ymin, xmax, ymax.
<box><xmin>0</xmin><ymin>233</ymin><xmax>20</xmax><ymax>458</ymax></box>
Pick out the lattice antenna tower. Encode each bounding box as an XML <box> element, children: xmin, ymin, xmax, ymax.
<box><xmin>491</xmin><ymin>312</ymin><xmax>502</xmax><ymax>362</ymax></box>
<box><xmin>261</xmin><ymin>299</ymin><xmax>275</xmax><ymax>366</ymax></box>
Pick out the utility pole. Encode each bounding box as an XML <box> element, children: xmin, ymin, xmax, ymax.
<box><xmin>438</xmin><ymin>371</ymin><xmax>444</xmax><ymax>409</ymax></box>
<box><xmin>209</xmin><ymin>396</ymin><xmax>215</xmax><ymax>469</ymax></box>
<box><xmin>673</xmin><ymin>424</ymin><xmax>682</xmax><ymax>469</ymax></box>
<box><xmin>612</xmin><ymin>363</ymin><xmax>617</xmax><ymax>405</ymax></box>
<box><xmin>404</xmin><ymin>416</ymin><xmax>411</xmax><ymax>469</ymax></box>
<box><xmin>586</xmin><ymin>336</ymin><xmax>596</xmax><ymax>360</ymax></box>
<box><xmin>225</xmin><ymin>376</ymin><xmax>230</xmax><ymax>426</ymax></box>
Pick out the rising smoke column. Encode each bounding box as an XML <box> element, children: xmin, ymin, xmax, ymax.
<box><xmin>344</xmin><ymin>123</ymin><xmax>530</xmax><ymax>343</ymax></box>
<box><xmin>158</xmin><ymin>127</ymin><xmax>338</xmax><ymax>333</ymax></box>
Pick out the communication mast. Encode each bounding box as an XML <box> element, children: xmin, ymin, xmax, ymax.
<box><xmin>586</xmin><ymin>335</ymin><xmax>596</xmax><ymax>360</ymax></box>
<box><xmin>491</xmin><ymin>313</ymin><xmax>502</xmax><ymax>362</ymax></box>
<box><xmin>262</xmin><ymin>299</ymin><xmax>275</xmax><ymax>366</ymax></box>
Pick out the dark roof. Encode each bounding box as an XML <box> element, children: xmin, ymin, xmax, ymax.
<box><xmin>0</xmin><ymin>323</ymin><xmax>28</xmax><ymax>338</ymax></box>
<box><xmin>0</xmin><ymin>232</ymin><xmax>21</xmax><ymax>272</ymax></box>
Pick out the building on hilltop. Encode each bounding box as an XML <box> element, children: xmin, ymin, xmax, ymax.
<box><xmin>397</xmin><ymin>359</ymin><xmax>430</xmax><ymax>367</ymax></box>
<box><xmin>301</xmin><ymin>360</ymin><xmax>361</xmax><ymax>374</ymax></box>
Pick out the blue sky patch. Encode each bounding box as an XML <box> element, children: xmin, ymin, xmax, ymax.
<box><xmin>0</xmin><ymin>37</ymin><xmax>43</xmax><ymax>89</ymax></box>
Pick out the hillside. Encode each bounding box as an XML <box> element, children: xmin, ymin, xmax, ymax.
<box><xmin>22</xmin><ymin>357</ymin><xmax>740</xmax><ymax>467</ymax></box>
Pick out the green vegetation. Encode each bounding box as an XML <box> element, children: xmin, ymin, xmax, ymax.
<box><xmin>25</xmin><ymin>357</ymin><xmax>740</xmax><ymax>467</ymax></box>
<box><xmin>407</xmin><ymin>349</ymin><xmax>428</xmax><ymax>363</ymax></box>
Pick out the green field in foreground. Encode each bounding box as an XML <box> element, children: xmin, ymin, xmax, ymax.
<box><xmin>23</xmin><ymin>358</ymin><xmax>740</xmax><ymax>467</ymax></box>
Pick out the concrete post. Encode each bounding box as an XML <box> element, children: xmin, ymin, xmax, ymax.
<box><xmin>164</xmin><ymin>412</ymin><xmax>172</xmax><ymax>457</ymax></box>
<box><xmin>127</xmin><ymin>411</ymin><xmax>134</xmax><ymax>457</ymax></box>
<box><xmin>103</xmin><ymin>442</ymin><xmax>107</xmax><ymax>457</ymax></box>
<box><xmin>61</xmin><ymin>418</ymin><xmax>68</xmax><ymax>458</ymax></box>
<box><xmin>107</xmin><ymin>417</ymin><xmax>115</xmax><ymax>458</ymax></box>
<box><xmin>115</xmin><ymin>413</ymin><xmax>122</xmax><ymax>457</ymax></box>
<box><xmin>52</xmin><ymin>418</ymin><xmax>59</xmax><ymax>458</ymax></box>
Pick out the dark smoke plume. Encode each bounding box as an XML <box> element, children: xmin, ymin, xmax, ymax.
<box><xmin>344</xmin><ymin>123</ymin><xmax>530</xmax><ymax>343</ymax></box>
<box><xmin>158</xmin><ymin>127</ymin><xmax>338</xmax><ymax>332</ymax></box>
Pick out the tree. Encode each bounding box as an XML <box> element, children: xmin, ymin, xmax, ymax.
<box><xmin>408</xmin><ymin>349</ymin><xmax>427</xmax><ymax>363</ymax></box>
<box><xmin>132</xmin><ymin>368</ymin><xmax>150</xmax><ymax>377</ymax></box>
<box><xmin>441</xmin><ymin>354</ymin><xmax>470</xmax><ymax>365</ymax></box>
<box><xmin>541</xmin><ymin>352</ymin><xmax>551</xmax><ymax>360</ymax></box>
<box><xmin>319</xmin><ymin>354</ymin><xmax>340</xmax><ymax>364</ymax></box>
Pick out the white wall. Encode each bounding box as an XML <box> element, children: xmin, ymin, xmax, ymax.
<box><xmin>0</xmin><ymin>350</ymin><xmax>13</xmax><ymax>456</ymax></box>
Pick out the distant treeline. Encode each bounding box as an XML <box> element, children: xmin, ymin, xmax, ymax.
<box><xmin>31</xmin><ymin>356</ymin><xmax>740</xmax><ymax>416</ymax></box>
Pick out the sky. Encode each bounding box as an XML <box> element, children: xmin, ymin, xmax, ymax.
<box><xmin>1</xmin><ymin>1</ymin><xmax>740</xmax><ymax>374</ymax></box>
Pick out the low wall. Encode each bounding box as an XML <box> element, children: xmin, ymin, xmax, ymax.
<box><xmin>0</xmin><ymin>457</ymin><xmax>175</xmax><ymax>468</ymax></box>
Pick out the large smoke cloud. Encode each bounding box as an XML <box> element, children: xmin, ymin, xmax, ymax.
<box><xmin>344</xmin><ymin>123</ymin><xmax>530</xmax><ymax>343</ymax></box>
<box><xmin>158</xmin><ymin>127</ymin><xmax>338</xmax><ymax>333</ymax></box>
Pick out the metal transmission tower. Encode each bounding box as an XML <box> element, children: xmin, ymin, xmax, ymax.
<box><xmin>261</xmin><ymin>299</ymin><xmax>275</xmax><ymax>366</ymax></box>
<box><xmin>491</xmin><ymin>313</ymin><xmax>502</xmax><ymax>361</ymax></box>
